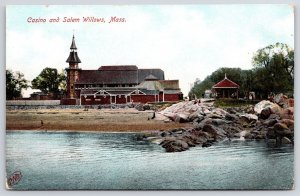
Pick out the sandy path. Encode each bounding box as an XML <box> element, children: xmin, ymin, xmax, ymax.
<box><xmin>6</xmin><ymin>108</ymin><xmax>191</xmax><ymax>132</ymax></box>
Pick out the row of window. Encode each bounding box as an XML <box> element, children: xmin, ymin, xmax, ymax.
<box><xmin>75</xmin><ymin>84</ymin><xmax>135</xmax><ymax>88</ymax></box>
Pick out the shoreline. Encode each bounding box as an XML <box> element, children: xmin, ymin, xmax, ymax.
<box><xmin>6</xmin><ymin>129</ymin><xmax>158</xmax><ymax>134</ymax></box>
<box><xmin>6</xmin><ymin>108</ymin><xmax>191</xmax><ymax>132</ymax></box>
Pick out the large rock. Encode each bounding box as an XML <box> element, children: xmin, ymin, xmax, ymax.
<box><xmin>225</xmin><ymin>113</ymin><xmax>239</xmax><ymax>121</ymax></box>
<box><xmin>202</xmin><ymin>124</ymin><xmax>226</xmax><ymax>138</ymax></box>
<box><xmin>207</xmin><ymin>113</ymin><xmax>223</xmax><ymax>119</ymax></box>
<box><xmin>274</xmin><ymin>94</ymin><xmax>293</xmax><ymax>109</ymax></box>
<box><xmin>279</xmin><ymin>107</ymin><xmax>294</xmax><ymax>120</ymax></box>
<box><xmin>211</xmin><ymin>108</ymin><xmax>228</xmax><ymax>118</ymax></box>
<box><xmin>254</xmin><ymin>100</ymin><xmax>282</xmax><ymax>114</ymax></box>
<box><xmin>266</xmin><ymin>123</ymin><xmax>293</xmax><ymax>143</ymax></box>
<box><xmin>159</xmin><ymin>101</ymin><xmax>214</xmax><ymax>122</ymax></box>
<box><xmin>142</xmin><ymin>104</ymin><xmax>151</xmax><ymax>110</ymax></box>
<box><xmin>263</xmin><ymin>119</ymin><xmax>278</xmax><ymax>127</ymax></box>
<box><xmin>274</xmin><ymin>93</ymin><xmax>288</xmax><ymax>105</ymax></box>
<box><xmin>188</xmin><ymin>112</ymin><xmax>203</xmax><ymax>121</ymax></box>
<box><xmin>160</xmin><ymin>138</ymin><xmax>189</xmax><ymax>152</ymax></box>
<box><xmin>135</xmin><ymin>104</ymin><xmax>144</xmax><ymax>111</ymax></box>
<box><xmin>240</xmin><ymin>114</ymin><xmax>258</xmax><ymax>123</ymax></box>
<box><xmin>279</xmin><ymin>119</ymin><xmax>294</xmax><ymax>129</ymax></box>
<box><xmin>195</xmin><ymin>118</ymin><xmax>213</xmax><ymax>129</ymax></box>
<box><xmin>282</xmin><ymin>137</ymin><xmax>292</xmax><ymax>144</ymax></box>
<box><xmin>273</xmin><ymin>123</ymin><xmax>292</xmax><ymax>136</ymax></box>
<box><xmin>174</xmin><ymin>113</ymin><xmax>189</xmax><ymax>123</ymax></box>
<box><xmin>226</xmin><ymin>107</ymin><xmax>237</xmax><ymax>114</ymax></box>
<box><xmin>260</xmin><ymin>107</ymin><xmax>272</xmax><ymax>119</ymax></box>
<box><xmin>268</xmin><ymin>113</ymin><xmax>281</xmax><ymax>120</ymax></box>
<box><xmin>212</xmin><ymin>119</ymin><xmax>228</xmax><ymax>126</ymax></box>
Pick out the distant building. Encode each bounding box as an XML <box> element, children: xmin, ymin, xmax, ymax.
<box><xmin>212</xmin><ymin>74</ymin><xmax>239</xmax><ymax>98</ymax></box>
<box><xmin>204</xmin><ymin>90</ymin><xmax>212</xmax><ymax>98</ymax></box>
<box><xmin>61</xmin><ymin>35</ymin><xmax>183</xmax><ymax>105</ymax></box>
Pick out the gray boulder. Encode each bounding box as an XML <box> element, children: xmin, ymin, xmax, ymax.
<box><xmin>160</xmin><ymin>138</ymin><xmax>189</xmax><ymax>152</ymax></box>
<box><xmin>225</xmin><ymin>113</ymin><xmax>239</xmax><ymax>121</ymax></box>
<box><xmin>263</xmin><ymin>119</ymin><xmax>278</xmax><ymax>127</ymax></box>
<box><xmin>240</xmin><ymin>114</ymin><xmax>258</xmax><ymax>124</ymax></box>
<box><xmin>282</xmin><ymin>137</ymin><xmax>292</xmax><ymax>144</ymax></box>
<box><xmin>202</xmin><ymin>124</ymin><xmax>226</xmax><ymax>138</ymax></box>
<box><xmin>260</xmin><ymin>107</ymin><xmax>272</xmax><ymax>119</ymax></box>
<box><xmin>174</xmin><ymin>113</ymin><xmax>189</xmax><ymax>123</ymax></box>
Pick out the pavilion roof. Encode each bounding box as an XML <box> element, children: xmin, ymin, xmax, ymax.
<box><xmin>212</xmin><ymin>75</ymin><xmax>239</xmax><ymax>88</ymax></box>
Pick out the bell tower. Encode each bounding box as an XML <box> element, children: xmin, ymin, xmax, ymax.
<box><xmin>66</xmin><ymin>34</ymin><xmax>81</xmax><ymax>99</ymax></box>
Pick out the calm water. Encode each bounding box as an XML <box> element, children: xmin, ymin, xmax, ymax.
<box><xmin>6</xmin><ymin>131</ymin><xmax>294</xmax><ymax>190</ymax></box>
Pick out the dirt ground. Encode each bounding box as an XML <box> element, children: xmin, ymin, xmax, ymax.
<box><xmin>6</xmin><ymin>108</ymin><xmax>191</xmax><ymax>132</ymax></box>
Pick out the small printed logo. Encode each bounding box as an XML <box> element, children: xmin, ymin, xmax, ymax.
<box><xmin>7</xmin><ymin>171</ymin><xmax>22</xmax><ymax>188</ymax></box>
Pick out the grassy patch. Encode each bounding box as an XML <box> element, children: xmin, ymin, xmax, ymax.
<box><xmin>214</xmin><ymin>99</ymin><xmax>258</xmax><ymax>108</ymax></box>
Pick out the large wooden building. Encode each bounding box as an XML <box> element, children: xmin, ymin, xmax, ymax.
<box><xmin>61</xmin><ymin>35</ymin><xmax>183</xmax><ymax>105</ymax></box>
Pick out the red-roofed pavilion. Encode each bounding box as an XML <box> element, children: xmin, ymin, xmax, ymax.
<box><xmin>212</xmin><ymin>74</ymin><xmax>240</xmax><ymax>98</ymax></box>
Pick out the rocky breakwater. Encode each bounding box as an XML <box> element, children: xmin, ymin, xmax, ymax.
<box><xmin>147</xmin><ymin>97</ymin><xmax>294</xmax><ymax>152</ymax></box>
<box><xmin>252</xmin><ymin>98</ymin><xmax>294</xmax><ymax>145</ymax></box>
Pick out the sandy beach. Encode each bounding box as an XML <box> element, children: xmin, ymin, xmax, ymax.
<box><xmin>6</xmin><ymin>108</ymin><xmax>191</xmax><ymax>132</ymax></box>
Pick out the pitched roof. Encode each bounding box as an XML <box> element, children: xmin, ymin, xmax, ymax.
<box><xmin>66</xmin><ymin>35</ymin><xmax>81</xmax><ymax>63</ymax></box>
<box><xmin>70</xmin><ymin>35</ymin><xmax>77</xmax><ymax>50</ymax></box>
<box><xmin>212</xmin><ymin>76</ymin><xmax>239</xmax><ymax>88</ymax></box>
<box><xmin>66</xmin><ymin>51</ymin><xmax>81</xmax><ymax>63</ymax></box>
<box><xmin>144</xmin><ymin>74</ymin><xmax>159</xmax><ymax>81</ymax></box>
<box><xmin>138</xmin><ymin>69</ymin><xmax>164</xmax><ymax>83</ymax></box>
<box><xmin>76</xmin><ymin>70</ymin><xmax>138</xmax><ymax>84</ymax></box>
<box><xmin>75</xmin><ymin>66</ymin><xmax>165</xmax><ymax>85</ymax></box>
<box><xmin>98</xmin><ymin>65</ymin><xmax>138</xmax><ymax>71</ymax></box>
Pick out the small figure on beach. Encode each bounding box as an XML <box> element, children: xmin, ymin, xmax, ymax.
<box><xmin>41</xmin><ymin>120</ymin><xmax>44</xmax><ymax>126</ymax></box>
<box><xmin>152</xmin><ymin>112</ymin><xmax>156</xmax><ymax>119</ymax></box>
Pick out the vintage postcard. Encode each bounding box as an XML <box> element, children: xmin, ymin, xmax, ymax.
<box><xmin>6</xmin><ymin>5</ymin><xmax>294</xmax><ymax>190</ymax></box>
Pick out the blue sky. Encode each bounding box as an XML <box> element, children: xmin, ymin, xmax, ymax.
<box><xmin>6</xmin><ymin>5</ymin><xmax>294</xmax><ymax>96</ymax></box>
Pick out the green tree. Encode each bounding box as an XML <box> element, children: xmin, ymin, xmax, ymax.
<box><xmin>31</xmin><ymin>67</ymin><xmax>66</xmax><ymax>94</ymax></box>
<box><xmin>189</xmin><ymin>43</ymin><xmax>294</xmax><ymax>100</ymax></box>
<box><xmin>6</xmin><ymin>70</ymin><xmax>29</xmax><ymax>100</ymax></box>
<box><xmin>189</xmin><ymin>67</ymin><xmax>246</xmax><ymax>99</ymax></box>
<box><xmin>252</xmin><ymin>42</ymin><xmax>294</xmax><ymax>96</ymax></box>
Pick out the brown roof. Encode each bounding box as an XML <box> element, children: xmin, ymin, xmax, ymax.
<box><xmin>70</xmin><ymin>35</ymin><xmax>77</xmax><ymax>50</ymax></box>
<box><xmin>77</xmin><ymin>70</ymin><xmax>138</xmax><ymax>84</ymax></box>
<box><xmin>138</xmin><ymin>69</ymin><xmax>164</xmax><ymax>83</ymax></box>
<box><xmin>76</xmin><ymin>66</ymin><xmax>165</xmax><ymax>85</ymax></box>
<box><xmin>66</xmin><ymin>35</ymin><xmax>81</xmax><ymax>63</ymax></box>
<box><xmin>98</xmin><ymin>65</ymin><xmax>138</xmax><ymax>71</ymax></box>
<box><xmin>66</xmin><ymin>51</ymin><xmax>81</xmax><ymax>63</ymax></box>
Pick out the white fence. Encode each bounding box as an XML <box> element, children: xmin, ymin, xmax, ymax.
<box><xmin>6</xmin><ymin>100</ymin><xmax>61</xmax><ymax>106</ymax></box>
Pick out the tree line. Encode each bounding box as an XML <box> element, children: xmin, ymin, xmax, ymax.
<box><xmin>6</xmin><ymin>67</ymin><xmax>66</xmax><ymax>100</ymax></box>
<box><xmin>189</xmin><ymin>43</ymin><xmax>294</xmax><ymax>100</ymax></box>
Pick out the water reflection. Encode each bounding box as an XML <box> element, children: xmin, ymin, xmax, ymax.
<box><xmin>63</xmin><ymin>132</ymin><xmax>84</xmax><ymax>159</ymax></box>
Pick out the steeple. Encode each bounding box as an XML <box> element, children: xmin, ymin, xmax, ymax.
<box><xmin>66</xmin><ymin>34</ymin><xmax>81</xmax><ymax>64</ymax></box>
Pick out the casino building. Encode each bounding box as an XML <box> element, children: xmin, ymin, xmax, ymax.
<box><xmin>61</xmin><ymin>35</ymin><xmax>183</xmax><ymax>105</ymax></box>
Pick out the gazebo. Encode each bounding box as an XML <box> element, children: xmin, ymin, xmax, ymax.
<box><xmin>212</xmin><ymin>74</ymin><xmax>240</xmax><ymax>99</ymax></box>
